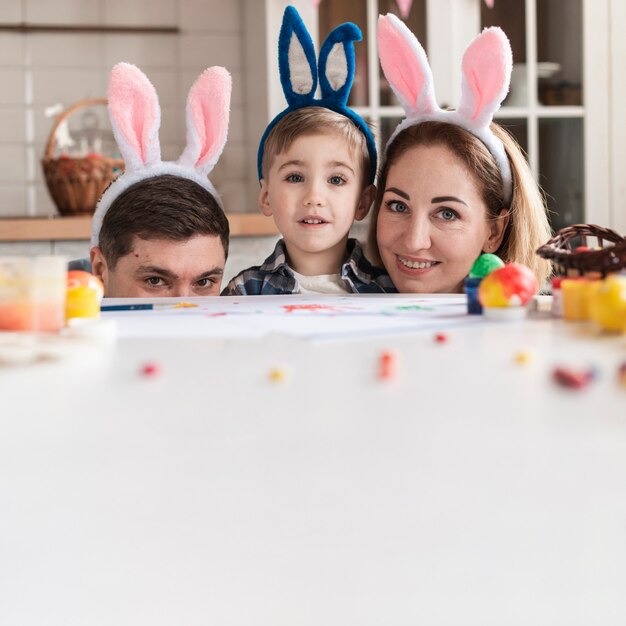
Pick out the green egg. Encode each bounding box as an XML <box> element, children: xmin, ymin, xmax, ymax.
<box><xmin>469</xmin><ymin>253</ymin><xmax>505</xmax><ymax>278</ymax></box>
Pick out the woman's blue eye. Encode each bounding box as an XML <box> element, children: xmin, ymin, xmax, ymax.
<box><xmin>329</xmin><ymin>175</ymin><xmax>345</xmax><ymax>185</ymax></box>
<box><xmin>286</xmin><ymin>173</ymin><xmax>304</xmax><ymax>183</ymax></box>
<box><xmin>387</xmin><ymin>200</ymin><xmax>408</xmax><ymax>213</ymax></box>
<box><xmin>438</xmin><ymin>208</ymin><xmax>458</xmax><ymax>221</ymax></box>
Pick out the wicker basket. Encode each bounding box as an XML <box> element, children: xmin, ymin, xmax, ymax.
<box><xmin>42</xmin><ymin>98</ymin><xmax>124</xmax><ymax>216</ymax></box>
<box><xmin>536</xmin><ymin>224</ymin><xmax>626</xmax><ymax>276</ymax></box>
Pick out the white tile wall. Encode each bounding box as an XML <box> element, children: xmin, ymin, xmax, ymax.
<box><xmin>0</xmin><ymin>109</ymin><xmax>27</xmax><ymax>143</ymax></box>
<box><xmin>180</xmin><ymin>0</ymin><xmax>240</xmax><ymax>33</ymax></box>
<box><xmin>25</xmin><ymin>0</ymin><xmax>100</xmax><ymax>25</ymax></box>
<box><xmin>1</xmin><ymin>0</ymin><xmax>255</xmax><ymax>233</ymax></box>
<box><xmin>103</xmin><ymin>34</ymin><xmax>178</xmax><ymax>69</ymax></box>
<box><xmin>0</xmin><ymin>33</ymin><xmax>25</xmax><ymax>65</ymax></box>
<box><xmin>102</xmin><ymin>0</ymin><xmax>178</xmax><ymax>27</ymax></box>
<box><xmin>0</xmin><ymin>146</ymin><xmax>27</xmax><ymax>182</ymax></box>
<box><xmin>0</xmin><ymin>2</ymin><xmax>23</xmax><ymax>23</ymax></box>
<box><xmin>180</xmin><ymin>33</ymin><xmax>242</xmax><ymax>70</ymax></box>
<box><xmin>0</xmin><ymin>184</ymin><xmax>26</xmax><ymax>217</ymax></box>
<box><xmin>28</xmin><ymin>34</ymin><xmax>104</xmax><ymax>68</ymax></box>
<box><xmin>0</xmin><ymin>69</ymin><xmax>25</xmax><ymax>105</ymax></box>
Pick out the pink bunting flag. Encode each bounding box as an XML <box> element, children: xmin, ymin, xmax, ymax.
<box><xmin>484</xmin><ymin>0</ymin><xmax>495</xmax><ymax>7</ymax></box>
<box><xmin>311</xmin><ymin>0</ymin><xmax>322</xmax><ymax>7</ymax></box>
<box><xmin>396</xmin><ymin>0</ymin><xmax>413</xmax><ymax>19</ymax></box>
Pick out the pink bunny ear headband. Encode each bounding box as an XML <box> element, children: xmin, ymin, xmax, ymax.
<box><xmin>378</xmin><ymin>14</ymin><xmax>513</xmax><ymax>205</ymax></box>
<box><xmin>91</xmin><ymin>62</ymin><xmax>231</xmax><ymax>246</ymax></box>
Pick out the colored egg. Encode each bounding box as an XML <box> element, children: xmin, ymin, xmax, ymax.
<box><xmin>66</xmin><ymin>270</ymin><xmax>104</xmax><ymax>320</ymax></box>
<box><xmin>589</xmin><ymin>274</ymin><xmax>626</xmax><ymax>332</ymax></box>
<box><xmin>469</xmin><ymin>253</ymin><xmax>505</xmax><ymax>278</ymax></box>
<box><xmin>478</xmin><ymin>263</ymin><xmax>537</xmax><ymax>308</ymax></box>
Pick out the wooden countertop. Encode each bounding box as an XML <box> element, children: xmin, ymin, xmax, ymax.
<box><xmin>0</xmin><ymin>213</ymin><xmax>278</xmax><ymax>242</ymax></box>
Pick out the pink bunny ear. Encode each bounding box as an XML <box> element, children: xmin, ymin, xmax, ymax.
<box><xmin>377</xmin><ymin>13</ymin><xmax>437</xmax><ymax>116</ymax></box>
<box><xmin>108</xmin><ymin>63</ymin><xmax>161</xmax><ymax>171</ymax></box>
<box><xmin>178</xmin><ymin>66</ymin><xmax>231</xmax><ymax>176</ymax></box>
<box><xmin>457</xmin><ymin>27</ymin><xmax>512</xmax><ymax>128</ymax></box>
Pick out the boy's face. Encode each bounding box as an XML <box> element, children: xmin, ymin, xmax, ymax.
<box><xmin>91</xmin><ymin>234</ymin><xmax>225</xmax><ymax>297</ymax></box>
<box><xmin>259</xmin><ymin>132</ymin><xmax>374</xmax><ymax>262</ymax></box>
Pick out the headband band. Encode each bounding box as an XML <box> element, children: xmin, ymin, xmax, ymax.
<box><xmin>378</xmin><ymin>14</ymin><xmax>513</xmax><ymax>205</ymax></box>
<box><xmin>91</xmin><ymin>62</ymin><xmax>231</xmax><ymax>246</ymax></box>
<box><xmin>257</xmin><ymin>5</ymin><xmax>377</xmax><ymax>184</ymax></box>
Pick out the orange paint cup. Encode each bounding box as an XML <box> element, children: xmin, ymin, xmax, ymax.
<box><xmin>0</xmin><ymin>256</ymin><xmax>67</xmax><ymax>332</ymax></box>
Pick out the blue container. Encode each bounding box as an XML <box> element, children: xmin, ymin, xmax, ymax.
<box><xmin>464</xmin><ymin>277</ymin><xmax>483</xmax><ymax>314</ymax></box>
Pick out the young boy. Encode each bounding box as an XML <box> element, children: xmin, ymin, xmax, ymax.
<box><xmin>90</xmin><ymin>175</ymin><xmax>229</xmax><ymax>297</ymax></box>
<box><xmin>221</xmin><ymin>7</ymin><xmax>395</xmax><ymax>296</ymax></box>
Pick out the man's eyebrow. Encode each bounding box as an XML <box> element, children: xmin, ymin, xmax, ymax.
<box><xmin>432</xmin><ymin>195</ymin><xmax>468</xmax><ymax>206</ymax></box>
<box><xmin>385</xmin><ymin>186</ymin><xmax>410</xmax><ymax>200</ymax></box>
<box><xmin>135</xmin><ymin>265</ymin><xmax>178</xmax><ymax>280</ymax></box>
<box><xmin>194</xmin><ymin>267</ymin><xmax>224</xmax><ymax>280</ymax></box>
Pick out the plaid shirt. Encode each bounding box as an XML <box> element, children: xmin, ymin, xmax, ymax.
<box><xmin>221</xmin><ymin>238</ymin><xmax>397</xmax><ymax>295</ymax></box>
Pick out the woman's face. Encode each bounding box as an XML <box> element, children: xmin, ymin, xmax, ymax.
<box><xmin>377</xmin><ymin>143</ymin><xmax>500</xmax><ymax>293</ymax></box>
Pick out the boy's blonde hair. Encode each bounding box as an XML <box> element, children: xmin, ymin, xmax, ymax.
<box><xmin>367</xmin><ymin>121</ymin><xmax>553</xmax><ymax>287</ymax></box>
<box><xmin>261</xmin><ymin>106</ymin><xmax>371</xmax><ymax>185</ymax></box>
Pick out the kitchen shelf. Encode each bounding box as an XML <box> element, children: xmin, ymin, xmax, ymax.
<box><xmin>0</xmin><ymin>213</ymin><xmax>278</xmax><ymax>243</ymax></box>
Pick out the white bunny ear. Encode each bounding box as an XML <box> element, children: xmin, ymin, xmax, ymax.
<box><xmin>178</xmin><ymin>66</ymin><xmax>231</xmax><ymax>176</ymax></box>
<box><xmin>377</xmin><ymin>13</ymin><xmax>438</xmax><ymax>117</ymax></box>
<box><xmin>107</xmin><ymin>62</ymin><xmax>161</xmax><ymax>171</ymax></box>
<box><xmin>457</xmin><ymin>27</ymin><xmax>512</xmax><ymax>129</ymax></box>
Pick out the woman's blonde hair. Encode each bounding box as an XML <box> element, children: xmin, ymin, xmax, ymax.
<box><xmin>367</xmin><ymin>121</ymin><xmax>553</xmax><ymax>287</ymax></box>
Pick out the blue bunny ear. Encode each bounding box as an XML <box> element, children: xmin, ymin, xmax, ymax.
<box><xmin>318</xmin><ymin>22</ymin><xmax>361</xmax><ymax>106</ymax></box>
<box><xmin>278</xmin><ymin>6</ymin><xmax>318</xmax><ymax>107</ymax></box>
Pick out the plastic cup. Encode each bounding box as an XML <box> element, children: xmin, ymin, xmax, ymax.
<box><xmin>0</xmin><ymin>256</ymin><xmax>67</xmax><ymax>332</ymax></box>
<box><xmin>464</xmin><ymin>277</ymin><xmax>483</xmax><ymax>314</ymax></box>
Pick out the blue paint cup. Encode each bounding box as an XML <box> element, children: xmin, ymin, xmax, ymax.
<box><xmin>464</xmin><ymin>277</ymin><xmax>483</xmax><ymax>314</ymax></box>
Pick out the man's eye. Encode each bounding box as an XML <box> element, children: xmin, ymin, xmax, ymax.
<box><xmin>286</xmin><ymin>173</ymin><xmax>304</xmax><ymax>183</ymax></box>
<box><xmin>386</xmin><ymin>200</ymin><xmax>408</xmax><ymax>213</ymax></box>
<box><xmin>196</xmin><ymin>278</ymin><xmax>215</xmax><ymax>288</ymax></box>
<box><xmin>145</xmin><ymin>277</ymin><xmax>165</xmax><ymax>287</ymax></box>
<box><xmin>437</xmin><ymin>208</ymin><xmax>459</xmax><ymax>221</ymax></box>
<box><xmin>329</xmin><ymin>175</ymin><xmax>345</xmax><ymax>185</ymax></box>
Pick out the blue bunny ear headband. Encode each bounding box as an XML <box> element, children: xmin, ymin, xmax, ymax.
<box><xmin>257</xmin><ymin>5</ymin><xmax>377</xmax><ymax>184</ymax></box>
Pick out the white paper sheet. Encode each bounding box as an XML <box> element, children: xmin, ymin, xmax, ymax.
<box><xmin>101</xmin><ymin>294</ymin><xmax>482</xmax><ymax>340</ymax></box>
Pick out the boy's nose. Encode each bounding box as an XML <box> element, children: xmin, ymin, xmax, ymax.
<box><xmin>303</xmin><ymin>181</ymin><xmax>325</xmax><ymax>207</ymax></box>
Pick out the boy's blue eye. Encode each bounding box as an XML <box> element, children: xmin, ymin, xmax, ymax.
<box><xmin>286</xmin><ymin>173</ymin><xmax>304</xmax><ymax>183</ymax></box>
<box><xmin>386</xmin><ymin>200</ymin><xmax>408</xmax><ymax>213</ymax></box>
<box><xmin>437</xmin><ymin>208</ymin><xmax>458</xmax><ymax>221</ymax></box>
<box><xmin>329</xmin><ymin>175</ymin><xmax>345</xmax><ymax>185</ymax></box>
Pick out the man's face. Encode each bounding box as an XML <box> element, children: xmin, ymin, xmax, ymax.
<box><xmin>91</xmin><ymin>234</ymin><xmax>226</xmax><ymax>297</ymax></box>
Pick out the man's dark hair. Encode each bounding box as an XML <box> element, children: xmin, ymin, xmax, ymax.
<box><xmin>98</xmin><ymin>175</ymin><xmax>229</xmax><ymax>269</ymax></box>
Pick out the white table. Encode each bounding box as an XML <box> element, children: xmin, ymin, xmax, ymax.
<box><xmin>1</xmin><ymin>295</ymin><xmax>625</xmax><ymax>626</ymax></box>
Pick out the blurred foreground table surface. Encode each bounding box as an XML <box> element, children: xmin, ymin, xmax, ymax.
<box><xmin>1</xmin><ymin>294</ymin><xmax>625</xmax><ymax>626</ymax></box>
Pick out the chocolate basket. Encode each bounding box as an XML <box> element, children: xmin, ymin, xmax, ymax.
<box><xmin>41</xmin><ymin>98</ymin><xmax>124</xmax><ymax>216</ymax></box>
<box><xmin>536</xmin><ymin>223</ymin><xmax>626</xmax><ymax>276</ymax></box>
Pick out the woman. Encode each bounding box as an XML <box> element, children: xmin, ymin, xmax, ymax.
<box><xmin>368</xmin><ymin>14</ymin><xmax>552</xmax><ymax>293</ymax></box>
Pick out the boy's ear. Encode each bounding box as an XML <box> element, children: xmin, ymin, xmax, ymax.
<box><xmin>355</xmin><ymin>184</ymin><xmax>376</xmax><ymax>221</ymax></box>
<box><xmin>258</xmin><ymin>179</ymin><xmax>273</xmax><ymax>217</ymax></box>
<box><xmin>483</xmin><ymin>208</ymin><xmax>510</xmax><ymax>252</ymax></box>
<box><xmin>90</xmin><ymin>246</ymin><xmax>109</xmax><ymax>294</ymax></box>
